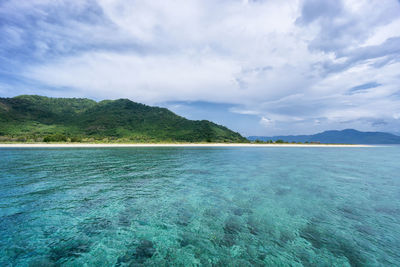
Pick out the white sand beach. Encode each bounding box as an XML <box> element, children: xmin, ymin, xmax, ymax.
<box><xmin>0</xmin><ymin>143</ymin><xmax>373</xmax><ymax>148</ymax></box>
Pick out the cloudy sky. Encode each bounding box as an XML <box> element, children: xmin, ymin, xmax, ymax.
<box><xmin>1</xmin><ymin>0</ymin><xmax>400</xmax><ymax>136</ymax></box>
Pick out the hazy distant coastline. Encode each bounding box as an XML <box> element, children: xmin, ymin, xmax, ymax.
<box><xmin>249</xmin><ymin>129</ymin><xmax>400</xmax><ymax>144</ymax></box>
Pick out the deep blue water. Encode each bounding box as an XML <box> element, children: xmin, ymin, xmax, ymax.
<box><xmin>0</xmin><ymin>146</ymin><xmax>399</xmax><ymax>266</ymax></box>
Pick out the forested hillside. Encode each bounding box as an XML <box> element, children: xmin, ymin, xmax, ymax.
<box><xmin>0</xmin><ymin>95</ymin><xmax>247</xmax><ymax>143</ymax></box>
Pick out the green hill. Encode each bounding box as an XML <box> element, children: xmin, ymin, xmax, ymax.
<box><xmin>0</xmin><ymin>95</ymin><xmax>247</xmax><ymax>143</ymax></box>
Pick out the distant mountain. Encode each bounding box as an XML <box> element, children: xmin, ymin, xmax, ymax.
<box><xmin>248</xmin><ymin>129</ymin><xmax>400</xmax><ymax>144</ymax></box>
<box><xmin>0</xmin><ymin>95</ymin><xmax>247</xmax><ymax>143</ymax></box>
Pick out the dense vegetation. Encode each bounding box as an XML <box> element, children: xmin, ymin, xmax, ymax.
<box><xmin>249</xmin><ymin>129</ymin><xmax>400</xmax><ymax>144</ymax></box>
<box><xmin>0</xmin><ymin>95</ymin><xmax>247</xmax><ymax>143</ymax></box>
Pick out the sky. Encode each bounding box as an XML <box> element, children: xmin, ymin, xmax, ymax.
<box><xmin>1</xmin><ymin>0</ymin><xmax>400</xmax><ymax>136</ymax></box>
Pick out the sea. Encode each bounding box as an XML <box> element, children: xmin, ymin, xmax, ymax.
<box><xmin>0</xmin><ymin>146</ymin><xmax>399</xmax><ymax>266</ymax></box>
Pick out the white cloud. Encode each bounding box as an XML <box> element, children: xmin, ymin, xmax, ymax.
<box><xmin>24</xmin><ymin>51</ymin><xmax>242</xmax><ymax>103</ymax></box>
<box><xmin>362</xmin><ymin>18</ymin><xmax>400</xmax><ymax>47</ymax></box>
<box><xmin>2</xmin><ymin>0</ymin><xmax>400</xmax><ymax>134</ymax></box>
<box><xmin>260</xmin><ymin>117</ymin><xmax>274</xmax><ymax>127</ymax></box>
<box><xmin>229</xmin><ymin>107</ymin><xmax>260</xmax><ymax>116</ymax></box>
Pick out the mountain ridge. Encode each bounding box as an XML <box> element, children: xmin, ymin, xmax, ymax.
<box><xmin>248</xmin><ymin>129</ymin><xmax>400</xmax><ymax>144</ymax></box>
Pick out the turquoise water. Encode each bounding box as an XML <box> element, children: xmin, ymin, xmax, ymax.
<box><xmin>0</xmin><ymin>147</ymin><xmax>399</xmax><ymax>266</ymax></box>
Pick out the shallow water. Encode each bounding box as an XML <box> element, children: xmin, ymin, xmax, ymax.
<box><xmin>0</xmin><ymin>147</ymin><xmax>399</xmax><ymax>266</ymax></box>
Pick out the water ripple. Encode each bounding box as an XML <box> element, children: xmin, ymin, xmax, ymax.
<box><xmin>0</xmin><ymin>147</ymin><xmax>399</xmax><ymax>266</ymax></box>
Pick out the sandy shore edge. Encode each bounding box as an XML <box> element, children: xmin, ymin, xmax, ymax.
<box><xmin>0</xmin><ymin>143</ymin><xmax>373</xmax><ymax>148</ymax></box>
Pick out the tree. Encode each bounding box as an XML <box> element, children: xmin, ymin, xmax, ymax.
<box><xmin>43</xmin><ymin>134</ymin><xmax>67</xmax><ymax>142</ymax></box>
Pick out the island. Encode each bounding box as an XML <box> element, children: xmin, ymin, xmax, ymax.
<box><xmin>0</xmin><ymin>95</ymin><xmax>247</xmax><ymax>144</ymax></box>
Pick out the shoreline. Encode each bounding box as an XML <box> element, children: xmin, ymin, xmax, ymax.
<box><xmin>0</xmin><ymin>143</ymin><xmax>373</xmax><ymax>148</ymax></box>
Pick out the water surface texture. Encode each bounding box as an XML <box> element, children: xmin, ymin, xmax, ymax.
<box><xmin>1</xmin><ymin>147</ymin><xmax>399</xmax><ymax>266</ymax></box>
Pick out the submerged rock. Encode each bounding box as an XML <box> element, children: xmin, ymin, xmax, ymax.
<box><xmin>79</xmin><ymin>217</ymin><xmax>113</xmax><ymax>236</ymax></box>
<box><xmin>135</xmin><ymin>240</ymin><xmax>156</xmax><ymax>260</ymax></box>
<box><xmin>232</xmin><ymin>207</ymin><xmax>252</xmax><ymax>216</ymax></box>
<box><xmin>336</xmin><ymin>240</ymin><xmax>367</xmax><ymax>267</ymax></box>
<box><xmin>49</xmin><ymin>237</ymin><xmax>91</xmax><ymax>262</ymax></box>
<box><xmin>116</xmin><ymin>239</ymin><xmax>156</xmax><ymax>265</ymax></box>
<box><xmin>279</xmin><ymin>230</ymin><xmax>295</xmax><ymax>245</ymax></box>
<box><xmin>179</xmin><ymin>238</ymin><xmax>190</xmax><ymax>247</ymax></box>
<box><xmin>118</xmin><ymin>214</ymin><xmax>131</xmax><ymax>227</ymax></box>
<box><xmin>299</xmin><ymin>222</ymin><xmax>367</xmax><ymax>266</ymax></box>
<box><xmin>274</xmin><ymin>186</ymin><xmax>291</xmax><ymax>196</ymax></box>
<box><xmin>299</xmin><ymin>223</ymin><xmax>324</xmax><ymax>249</ymax></box>
<box><xmin>355</xmin><ymin>224</ymin><xmax>374</xmax><ymax>235</ymax></box>
<box><xmin>203</xmin><ymin>208</ymin><xmax>220</xmax><ymax>218</ymax></box>
<box><xmin>224</xmin><ymin>217</ymin><xmax>242</xmax><ymax>235</ymax></box>
<box><xmin>176</xmin><ymin>207</ymin><xmax>194</xmax><ymax>226</ymax></box>
<box><xmin>247</xmin><ymin>217</ymin><xmax>261</xmax><ymax>236</ymax></box>
<box><xmin>219</xmin><ymin>217</ymin><xmax>243</xmax><ymax>247</ymax></box>
<box><xmin>221</xmin><ymin>233</ymin><xmax>236</xmax><ymax>247</ymax></box>
<box><xmin>179</xmin><ymin>232</ymin><xmax>195</xmax><ymax>247</ymax></box>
